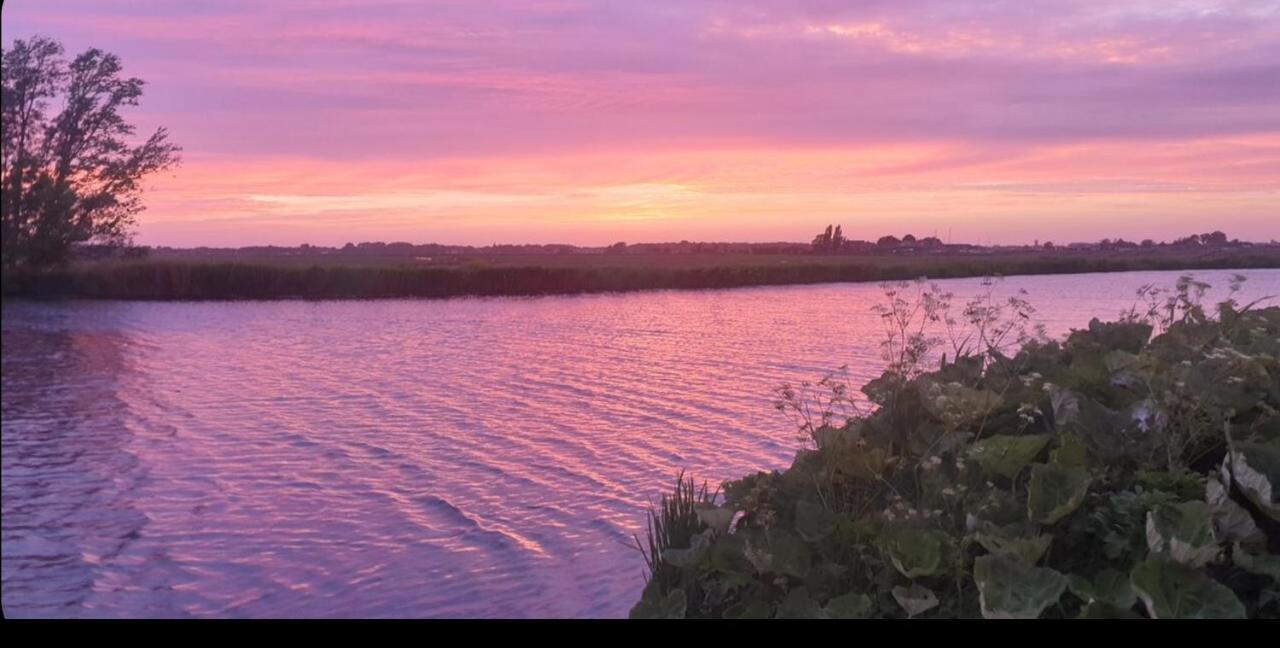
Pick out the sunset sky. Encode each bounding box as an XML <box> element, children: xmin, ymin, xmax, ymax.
<box><xmin>5</xmin><ymin>0</ymin><xmax>1278</xmax><ymax>247</ymax></box>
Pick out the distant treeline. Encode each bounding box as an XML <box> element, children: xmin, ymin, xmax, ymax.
<box><xmin>808</xmin><ymin>226</ymin><xmax>1263</xmax><ymax>254</ymax></box>
<box><xmin>5</xmin><ymin>250</ymin><xmax>1279</xmax><ymax>301</ymax></box>
<box><xmin>108</xmin><ymin>229</ymin><xmax>1271</xmax><ymax>263</ymax></box>
<box><xmin>140</xmin><ymin>240</ymin><xmax>823</xmax><ymax>260</ymax></box>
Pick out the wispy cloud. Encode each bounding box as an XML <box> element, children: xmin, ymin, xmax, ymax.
<box><xmin>5</xmin><ymin>0</ymin><xmax>1278</xmax><ymax>245</ymax></box>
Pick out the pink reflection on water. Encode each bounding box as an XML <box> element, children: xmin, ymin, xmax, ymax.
<box><xmin>2</xmin><ymin>269</ymin><xmax>1278</xmax><ymax>617</ymax></box>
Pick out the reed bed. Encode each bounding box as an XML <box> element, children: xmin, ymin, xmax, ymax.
<box><xmin>4</xmin><ymin>251</ymin><xmax>1278</xmax><ymax>300</ymax></box>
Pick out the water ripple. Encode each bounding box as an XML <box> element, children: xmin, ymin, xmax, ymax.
<box><xmin>3</xmin><ymin>269</ymin><xmax>1277</xmax><ymax>617</ymax></box>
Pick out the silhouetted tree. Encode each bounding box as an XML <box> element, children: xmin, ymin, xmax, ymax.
<box><xmin>832</xmin><ymin>225</ymin><xmax>844</xmax><ymax>249</ymax></box>
<box><xmin>876</xmin><ymin>235</ymin><xmax>901</xmax><ymax>247</ymax></box>
<box><xmin>2</xmin><ymin>36</ymin><xmax>180</xmax><ymax>268</ymax></box>
<box><xmin>901</xmin><ymin>234</ymin><xmax>917</xmax><ymax>244</ymax></box>
<box><xmin>812</xmin><ymin>224</ymin><xmax>836</xmax><ymax>251</ymax></box>
<box><xmin>1200</xmin><ymin>231</ymin><xmax>1228</xmax><ymax>246</ymax></box>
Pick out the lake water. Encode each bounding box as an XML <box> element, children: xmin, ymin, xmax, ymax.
<box><xmin>3</xmin><ymin>269</ymin><xmax>1278</xmax><ymax>618</ymax></box>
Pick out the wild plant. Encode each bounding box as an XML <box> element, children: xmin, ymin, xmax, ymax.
<box><xmin>773</xmin><ymin>365</ymin><xmax>868</xmax><ymax>442</ymax></box>
<box><xmin>637</xmin><ymin>275</ymin><xmax>1280</xmax><ymax>619</ymax></box>
<box><xmin>1121</xmin><ymin>273</ymin><xmax>1212</xmax><ymax>333</ymax></box>
<box><xmin>634</xmin><ymin>472</ymin><xmax>715</xmax><ymax>590</ymax></box>
<box><xmin>776</xmin><ymin>276</ymin><xmax>1045</xmax><ymax>446</ymax></box>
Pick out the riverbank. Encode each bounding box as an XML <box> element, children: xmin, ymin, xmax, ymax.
<box><xmin>631</xmin><ymin>282</ymin><xmax>1280</xmax><ymax>619</ymax></box>
<box><xmin>4</xmin><ymin>249</ymin><xmax>1279</xmax><ymax>300</ymax></box>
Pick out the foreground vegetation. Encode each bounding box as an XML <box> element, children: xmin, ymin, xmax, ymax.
<box><xmin>632</xmin><ymin>276</ymin><xmax>1280</xmax><ymax>618</ymax></box>
<box><xmin>3</xmin><ymin>249</ymin><xmax>1278</xmax><ymax>300</ymax></box>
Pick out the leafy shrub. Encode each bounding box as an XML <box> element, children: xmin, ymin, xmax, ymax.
<box><xmin>632</xmin><ymin>277</ymin><xmax>1280</xmax><ymax>619</ymax></box>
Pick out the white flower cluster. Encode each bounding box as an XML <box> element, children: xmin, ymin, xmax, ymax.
<box><xmin>883</xmin><ymin>496</ymin><xmax>945</xmax><ymax>522</ymax></box>
<box><xmin>1016</xmin><ymin>402</ymin><xmax>1043</xmax><ymax>424</ymax></box>
<box><xmin>920</xmin><ymin>455</ymin><xmax>944</xmax><ymax>471</ymax></box>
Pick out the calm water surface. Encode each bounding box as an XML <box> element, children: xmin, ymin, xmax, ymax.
<box><xmin>3</xmin><ymin>269</ymin><xmax>1278</xmax><ymax>617</ymax></box>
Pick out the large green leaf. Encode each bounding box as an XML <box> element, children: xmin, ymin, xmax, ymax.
<box><xmin>1050</xmin><ymin>434</ymin><xmax>1089</xmax><ymax>468</ymax></box>
<box><xmin>662</xmin><ymin>529</ymin><xmax>712</xmax><ymax>568</ymax></box>
<box><xmin>824</xmin><ymin>593</ymin><xmax>875</xmax><ymax>619</ymax></box>
<box><xmin>1130</xmin><ymin>556</ymin><xmax>1246</xmax><ymax>619</ymax></box>
<box><xmin>1145</xmin><ymin>501</ymin><xmax>1218</xmax><ymax>567</ymax></box>
<box><xmin>630</xmin><ymin>588</ymin><xmax>687</xmax><ymax>619</ymax></box>
<box><xmin>969</xmin><ymin>434</ymin><xmax>1051</xmax><ymax>480</ymax></box>
<box><xmin>973</xmin><ymin>554</ymin><xmax>1068</xmax><ymax>619</ymax></box>
<box><xmin>835</xmin><ymin>445</ymin><xmax>890</xmax><ymax>480</ymax></box>
<box><xmin>1027</xmin><ymin>463</ymin><xmax>1091</xmax><ymax>524</ymax></box>
<box><xmin>741</xmin><ymin>528</ymin><xmax>811</xmax><ymax>578</ymax></box>
<box><xmin>775</xmin><ymin>587</ymin><xmax>825</xmax><ymax>619</ymax></box>
<box><xmin>891</xmin><ymin>584</ymin><xmax>938</xmax><ymax>618</ymax></box>
<box><xmin>965</xmin><ymin>490</ymin><xmax>1029</xmax><ymax>530</ymax></box>
<box><xmin>1233</xmin><ymin>544</ymin><xmax>1280</xmax><ymax>582</ymax></box>
<box><xmin>880</xmin><ymin>527</ymin><xmax>946</xmax><ymax>579</ymax></box>
<box><xmin>1227</xmin><ymin>441</ymin><xmax>1280</xmax><ymax>521</ymax></box>
<box><xmin>862</xmin><ymin>371</ymin><xmax>905</xmax><ymax>406</ymax></box>
<box><xmin>974</xmin><ymin>531</ymin><xmax>1053</xmax><ymax>566</ymax></box>
<box><xmin>1050</xmin><ymin>386</ymin><xmax>1162</xmax><ymax>462</ymax></box>
<box><xmin>728</xmin><ymin>600</ymin><xmax>772</xmax><ymax>619</ymax></box>
<box><xmin>1187</xmin><ymin>348</ymin><xmax>1274</xmax><ymax>416</ymax></box>
<box><xmin>1086</xmin><ymin>318</ymin><xmax>1153</xmax><ymax>353</ymax></box>
<box><xmin>811</xmin><ymin>423</ymin><xmax>856</xmax><ymax>450</ymax></box>
<box><xmin>1077</xmin><ymin>602</ymin><xmax>1142</xmax><ymax>618</ymax></box>
<box><xmin>1048</xmin><ymin>385</ymin><xmax>1081</xmax><ymax>428</ymax></box>
<box><xmin>1206</xmin><ymin>476</ymin><xmax>1264</xmax><ymax>548</ymax></box>
<box><xmin>1104</xmin><ymin>349</ymin><xmax>1140</xmax><ymax>374</ymax></box>
<box><xmin>922</xmin><ymin>380</ymin><xmax>1002</xmax><ymax>426</ymax></box>
<box><xmin>795</xmin><ymin>500</ymin><xmax>837</xmax><ymax>542</ymax></box>
<box><xmin>1067</xmin><ymin>569</ymin><xmax>1137</xmax><ymax>609</ymax></box>
<box><xmin>694</xmin><ymin>503</ymin><xmax>737</xmax><ymax>536</ymax></box>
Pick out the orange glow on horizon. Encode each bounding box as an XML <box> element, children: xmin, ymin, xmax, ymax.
<box><xmin>138</xmin><ymin>135</ymin><xmax>1280</xmax><ymax>246</ymax></box>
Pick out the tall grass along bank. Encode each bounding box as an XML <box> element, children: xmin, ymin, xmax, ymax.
<box><xmin>4</xmin><ymin>250</ymin><xmax>1279</xmax><ymax>300</ymax></box>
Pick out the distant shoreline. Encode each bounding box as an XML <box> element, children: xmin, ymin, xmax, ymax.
<box><xmin>4</xmin><ymin>249</ymin><xmax>1278</xmax><ymax>301</ymax></box>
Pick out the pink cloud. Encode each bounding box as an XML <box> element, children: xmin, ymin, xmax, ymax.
<box><xmin>4</xmin><ymin>0</ymin><xmax>1278</xmax><ymax>245</ymax></box>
